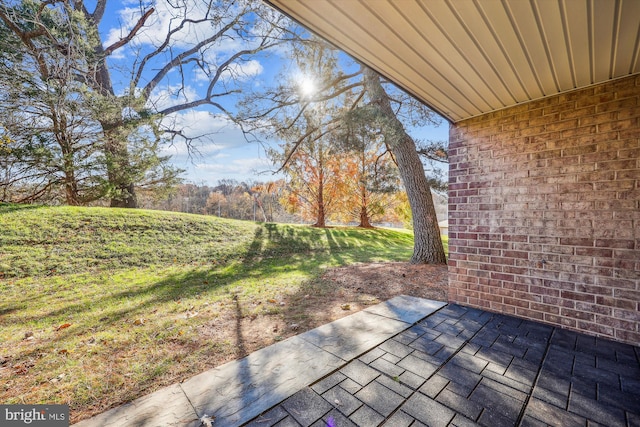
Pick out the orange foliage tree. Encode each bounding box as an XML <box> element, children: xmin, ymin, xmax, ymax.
<box><xmin>337</xmin><ymin>115</ymin><xmax>401</xmax><ymax>227</ymax></box>
<box><xmin>274</xmin><ymin>130</ymin><xmax>346</xmax><ymax>227</ymax></box>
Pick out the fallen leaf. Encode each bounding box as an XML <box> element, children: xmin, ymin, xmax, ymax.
<box><xmin>13</xmin><ymin>360</ymin><xmax>34</xmax><ymax>375</ymax></box>
<box><xmin>267</xmin><ymin>299</ymin><xmax>277</xmax><ymax>304</ymax></box>
<box><xmin>340</xmin><ymin>304</ymin><xmax>351</xmax><ymax>311</ymax></box>
<box><xmin>58</xmin><ymin>349</ymin><xmax>68</xmax><ymax>355</ymax></box>
<box><xmin>200</xmin><ymin>414</ymin><xmax>215</xmax><ymax>427</ymax></box>
<box><xmin>14</xmin><ymin>366</ymin><xmax>29</xmax><ymax>375</ymax></box>
<box><xmin>49</xmin><ymin>373</ymin><xmax>66</xmax><ymax>383</ymax></box>
<box><xmin>133</xmin><ymin>319</ymin><xmax>145</xmax><ymax>326</ymax></box>
<box><xmin>55</xmin><ymin>323</ymin><xmax>72</xmax><ymax>331</ymax></box>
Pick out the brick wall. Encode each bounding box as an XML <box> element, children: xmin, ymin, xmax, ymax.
<box><xmin>448</xmin><ymin>74</ymin><xmax>640</xmax><ymax>346</ymax></box>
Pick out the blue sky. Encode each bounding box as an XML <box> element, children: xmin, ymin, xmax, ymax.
<box><xmin>99</xmin><ymin>1</ymin><xmax>449</xmax><ymax>186</ymax></box>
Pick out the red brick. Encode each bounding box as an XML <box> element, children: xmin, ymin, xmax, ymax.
<box><xmin>530</xmin><ymin>302</ymin><xmax>560</xmax><ymax>315</ymax></box>
<box><xmin>576</xmin><ymin>321</ymin><xmax>614</xmax><ymax>338</ymax></box>
<box><xmin>596</xmin><ymin>296</ymin><xmax>636</xmax><ymax>310</ymax></box>
<box><xmin>515</xmin><ymin>308</ymin><xmax>545</xmax><ymax>320</ymax></box>
<box><xmin>561</xmin><ymin>308</ymin><xmax>595</xmax><ymax>321</ymax></box>
<box><xmin>595</xmin><ymin>239</ymin><xmax>635</xmax><ymax>249</ymax></box>
<box><xmin>615</xmin><ymin>330</ymin><xmax>640</xmax><ymax>345</ymax></box>
<box><xmin>561</xmin><ymin>291</ymin><xmax>595</xmax><ymax>303</ymax></box>
<box><xmin>559</xmin><ymin>237</ymin><xmax>594</xmax><ymax>247</ymax></box>
<box><xmin>613</xmin><ymin>289</ymin><xmax>640</xmax><ymax>300</ymax></box>
<box><xmin>612</xmin><ymin>308</ymin><xmax>640</xmax><ymax>322</ymax></box>
<box><xmin>575</xmin><ymin>302</ymin><xmax>612</xmax><ymax>316</ymax></box>
<box><xmin>596</xmin><ymin>315</ymin><xmax>636</xmax><ymax>331</ymax></box>
<box><xmin>544</xmin><ymin>314</ymin><xmax>577</xmax><ymax>328</ymax></box>
<box><xmin>574</xmin><ymin>284</ymin><xmax>613</xmax><ymax>296</ymax></box>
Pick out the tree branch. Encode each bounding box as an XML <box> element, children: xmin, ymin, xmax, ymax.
<box><xmin>103</xmin><ymin>7</ymin><xmax>155</xmax><ymax>56</ymax></box>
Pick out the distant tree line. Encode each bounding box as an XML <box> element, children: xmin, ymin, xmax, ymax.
<box><xmin>136</xmin><ymin>178</ymin><xmax>442</xmax><ymax>229</ymax></box>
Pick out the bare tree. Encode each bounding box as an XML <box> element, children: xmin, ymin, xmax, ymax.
<box><xmin>0</xmin><ymin>0</ymin><xmax>297</xmax><ymax>207</ymax></box>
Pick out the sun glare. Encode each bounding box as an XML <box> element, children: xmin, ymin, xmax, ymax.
<box><xmin>298</xmin><ymin>76</ymin><xmax>316</xmax><ymax>98</ymax></box>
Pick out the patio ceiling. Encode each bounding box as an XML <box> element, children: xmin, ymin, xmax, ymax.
<box><xmin>265</xmin><ymin>0</ymin><xmax>640</xmax><ymax>123</ymax></box>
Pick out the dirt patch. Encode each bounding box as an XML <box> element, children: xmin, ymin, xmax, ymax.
<box><xmin>321</xmin><ymin>261</ymin><xmax>449</xmax><ymax>302</ymax></box>
<box><xmin>189</xmin><ymin>262</ymin><xmax>449</xmax><ymax>364</ymax></box>
<box><xmin>196</xmin><ymin>262</ymin><xmax>449</xmax><ymax>358</ymax></box>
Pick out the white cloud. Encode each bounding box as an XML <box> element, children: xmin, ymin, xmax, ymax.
<box><xmin>105</xmin><ymin>1</ymin><xmax>229</xmax><ymax>51</ymax></box>
<box><xmin>193</xmin><ymin>59</ymin><xmax>264</xmax><ymax>83</ymax></box>
<box><xmin>103</xmin><ymin>1</ymin><xmax>268</xmax><ymax>59</ymax></box>
<box><xmin>222</xmin><ymin>60</ymin><xmax>264</xmax><ymax>81</ymax></box>
<box><xmin>148</xmin><ymin>84</ymin><xmax>199</xmax><ymax>111</ymax></box>
<box><xmin>154</xmin><ymin>108</ymin><xmax>280</xmax><ymax>184</ymax></box>
<box><xmin>168</xmin><ymin>142</ymin><xmax>280</xmax><ymax>185</ymax></box>
<box><xmin>160</xmin><ymin>111</ymin><xmax>247</xmax><ymax>148</ymax></box>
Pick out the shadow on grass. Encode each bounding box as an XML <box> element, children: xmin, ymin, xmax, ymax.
<box><xmin>3</xmin><ymin>223</ymin><xmax>422</xmax><ymax>423</ymax></box>
<box><xmin>10</xmin><ymin>224</ymin><xmax>335</xmax><ymax>347</ymax></box>
<box><xmin>0</xmin><ymin>203</ymin><xmax>44</xmax><ymax>214</ymax></box>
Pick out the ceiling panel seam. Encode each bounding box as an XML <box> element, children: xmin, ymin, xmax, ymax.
<box><xmin>609</xmin><ymin>0</ymin><xmax>622</xmax><ymax>78</ymax></box>
<box><xmin>558</xmin><ymin>0</ymin><xmax>578</xmax><ymax>89</ymax></box>
<box><xmin>475</xmin><ymin>0</ymin><xmax>533</xmax><ymax>101</ymax></box>
<box><xmin>391</xmin><ymin>2</ymin><xmax>496</xmax><ymax>111</ymax></box>
<box><xmin>531</xmin><ymin>0</ymin><xmax>561</xmax><ymax>94</ymax></box>
<box><xmin>588</xmin><ymin>0</ymin><xmax>595</xmax><ymax>83</ymax></box>
<box><xmin>445</xmin><ymin>0</ymin><xmax>517</xmax><ymax>105</ymax></box>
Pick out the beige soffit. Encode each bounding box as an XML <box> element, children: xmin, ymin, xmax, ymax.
<box><xmin>265</xmin><ymin>0</ymin><xmax>640</xmax><ymax>123</ymax></box>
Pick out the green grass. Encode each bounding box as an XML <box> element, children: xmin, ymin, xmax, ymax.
<box><xmin>0</xmin><ymin>203</ymin><xmax>448</xmax><ymax>421</ymax></box>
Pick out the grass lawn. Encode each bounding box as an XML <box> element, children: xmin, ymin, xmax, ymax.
<box><xmin>0</xmin><ymin>203</ymin><xmax>449</xmax><ymax>422</ymax></box>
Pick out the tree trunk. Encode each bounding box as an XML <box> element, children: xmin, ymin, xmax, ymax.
<box><xmin>358</xmin><ymin>184</ymin><xmax>373</xmax><ymax>228</ymax></box>
<box><xmin>358</xmin><ymin>147</ymin><xmax>373</xmax><ymax>228</ymax></box>
<box><xmin>62</xmin><ymin>167</ymin><xmax>80</xmax><ymax>206</ymax></box>
<box><xmin>363</xmin><ymin>67</ymin><xmax>446</xmax><ymax>264</ymax></box>
<box><xmin>359</xmin><ymin>205</ymin><xmax>373</xmax><ymax>228</ymax></box>
<box><xmin>102</xmin><ymin>124</ymin><xmax>138</xmax><ymax>208</ymax></box>
<box><xmin>55</xmin><ymin>115</ymin><xmax>81</xmax><ymax>206</ymax></box>
<box><xmin>313</xmin><ymin>172</ymin><xmax>326</xmax><ymax>227</ymax></box>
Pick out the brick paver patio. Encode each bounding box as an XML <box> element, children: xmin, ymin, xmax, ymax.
<box><xmin>74</xmin><ymin>296</ymin><xmax>640</xmax><ymax>427</ymax></box>
<box><xmin>246</xmin><ymin>304</ymin><xmax>640</xmax><ymax>427</ymax></box>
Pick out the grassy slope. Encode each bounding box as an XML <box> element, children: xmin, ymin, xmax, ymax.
<box><xmin>0</xmin><ymin>204</ymin><xmax>425</xmax><ymax>419</ymax></box>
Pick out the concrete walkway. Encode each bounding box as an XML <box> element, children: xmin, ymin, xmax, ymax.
<box><xmin>74</xmin><ymin>296</ymin><xmax>640</xmax><ymax>427</ymax></box>
<box><xmin>73</xmin><ymin>295</ymin><xmax>446</xmax><ymax>427</ymax></box>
